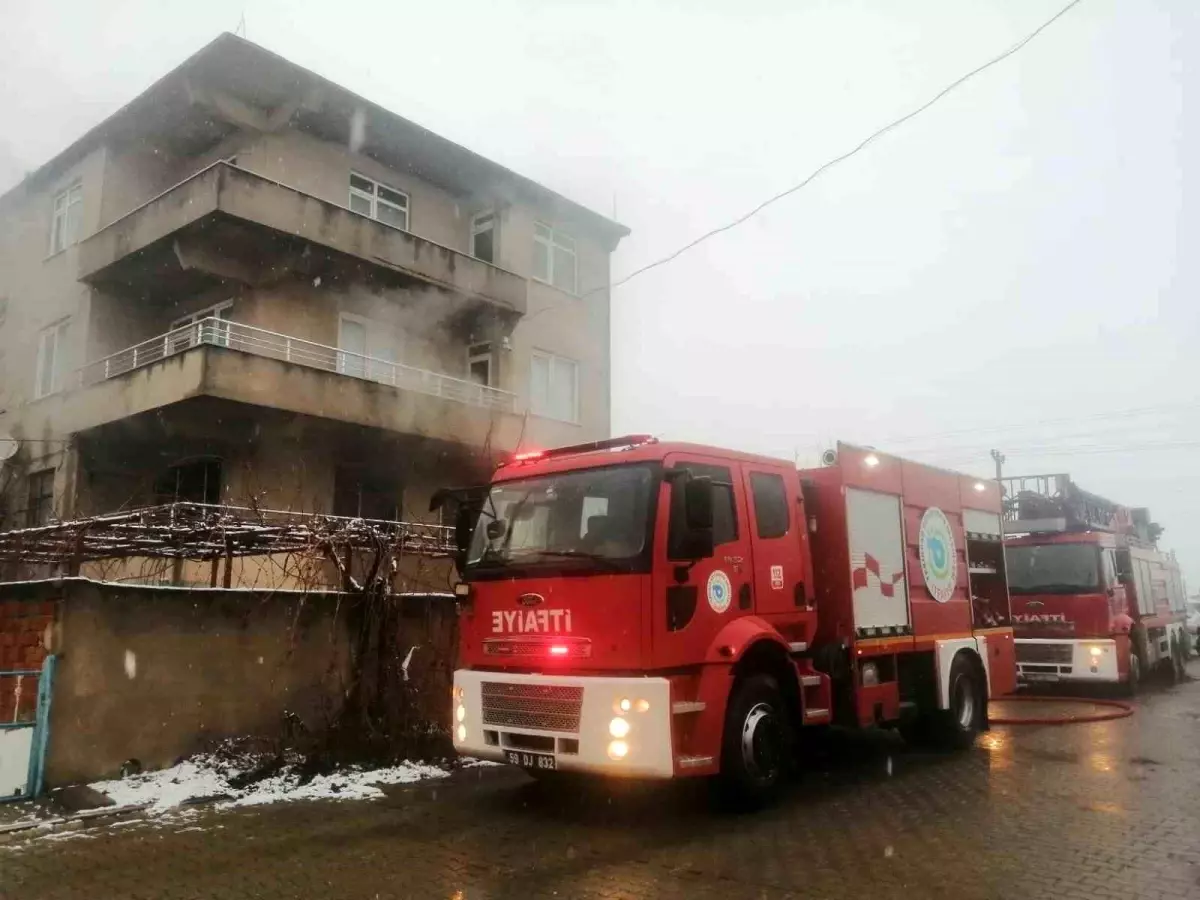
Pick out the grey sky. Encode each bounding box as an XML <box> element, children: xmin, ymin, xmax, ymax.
<box><xmin>2</xmin><ymin>0</ymin><xmax>1196</xmax><ymax>584</ymax></box>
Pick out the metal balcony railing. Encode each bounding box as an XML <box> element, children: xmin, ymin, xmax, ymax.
<box><xmin>77</xmin><ymin>318</ymin><xmax>515</xmax><ymax>412</ymax></box>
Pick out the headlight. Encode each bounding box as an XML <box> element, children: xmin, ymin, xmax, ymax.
<box><xmin>635</xmin><ymin>699</ymin><xmax>650</xmax><ymax>713</ymax></box>
<box><xmin>609</xmin><ymin>717</ymin><xmax>631</xmax><ymax>738</ymax></box>
<box><xmin>1089</xmin><ymin>646</ymin><xmax>1103</xmax><ymax>657</ymax></box>
<box><xmin>616</xmin><ymin>698</ymin><xmax>632</xmax><ymax>713</ymax></box>
<box><xmin>456</xmin><ymin>703</ymin><xmax>466</xmax><ymax>723</ymax></box>
<box><xmin>607</xmin><ymin>740</ymin><xmax>629</xmax><ymax>760</ymax></box>
<box><xmin>456</xmin><ymin>724</ymin><xmax>467</xmax><ymax>742</ymax></box>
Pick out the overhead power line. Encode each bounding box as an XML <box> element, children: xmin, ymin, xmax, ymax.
<box><xmin>560</xmin><ymin>0</ymin><xmax>1086</xmax><ymax>309</ymax></box>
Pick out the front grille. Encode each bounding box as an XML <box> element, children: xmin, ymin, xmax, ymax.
<box><xmin>1016</xmin><ymin>643</ymin><xmax>1073</xmax><ymax>664</ymax></box>
<box><xmin>481</xmin><ymin>682</ymin><xmax>583</xmax><ymax>733</ymax></box>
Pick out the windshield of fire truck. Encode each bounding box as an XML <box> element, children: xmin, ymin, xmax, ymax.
<box><xmin>1007</xmin><ymin>543</ymin><xmax>1103</xmax><ymax>594</ymax></box>
<box><xmin>466</xmin><ymin>463</ymin><xmax>657</xmax><ymax>575</ymax></box>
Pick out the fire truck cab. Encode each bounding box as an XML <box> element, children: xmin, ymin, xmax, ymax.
<box><xmin>1004</xmin><ymin>474</ymin><xmax>1190</xmax><ymax>690</ymax></box>
<box><xmin>443</xmin><ymin>437</ymin><xmax>1016</xmax><ymax>803</ymax></box>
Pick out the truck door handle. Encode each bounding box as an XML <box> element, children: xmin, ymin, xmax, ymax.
<box><xmin>738</xmin><ymin>583</ymin><xmax>751</xmax><ymax>610</ymax></box>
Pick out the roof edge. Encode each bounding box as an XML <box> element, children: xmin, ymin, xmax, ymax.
<box><xmin>1</xmin><ymin>33</ymin><xmax>630</xmax><ymax>243</ymax></box>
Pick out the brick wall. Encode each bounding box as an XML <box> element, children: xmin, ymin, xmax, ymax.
<box><xmin>0</xmin><ymin>595</ymin><xmax>55</xmax><ymax>722</ymax></box>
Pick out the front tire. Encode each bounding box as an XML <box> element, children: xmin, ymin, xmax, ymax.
<box><xmin>717</xmin><ymin>674</ymin><xmax>788</xmax><ymax>809</ymax></box>
<box><xmin>932</xmin><ymin>654</ymin><xmax>984</xmax><ymax>750</ymax></box>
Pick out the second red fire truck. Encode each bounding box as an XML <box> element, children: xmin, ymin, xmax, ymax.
<box><xmin>1003</xmin><ymin>474</ymin><xmax>1190</xmax><ymax>691</ymax></box>
<box><xmin>438</xmin><ymin>437</ymin><xmax>1017</xmax><ymax>803</ymax></box>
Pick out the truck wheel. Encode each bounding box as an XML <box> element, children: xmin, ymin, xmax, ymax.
<box><xmin>932</xmin><ymin>655</ymin><xmax>983</xmax><ymax>750</ymax></box>
<box><xmin>717</xmin><ymin>674</ymin><xmax>787</xmax><ymax>808</ymax></box>
<box><xmin>1122</xmin><ymin>650</ymin><xmax>1142</xmax><ymax>697</ymax></box>
<box><xmin>1171</xmin><ymin>636</ymin><xmax>1187</xmax><ymax>682</ymax></box>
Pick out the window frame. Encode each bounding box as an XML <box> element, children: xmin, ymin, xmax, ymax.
<box><xmin>153</xmin><ymin>458</ymin><xmax>223</xmax><ymax>506</ymax></box>
<box><xmin>468</xmin><ymin>341</ymin><xmax>493</xmax><ymax>387</ymax></box>
<box><xmin>49</xmin><ymin>182</ymin><xmax>83</xmax><ymax>256</ymax></box>
<box><xmin>169</xmin><ymin>300</ymin><xmax>233</xmax><ymax>350</ymax></box>
<box><xmin>532</xmin><ymin>222</ymin><xmax>578</xmax><ymax>294</ymax></box>
<box><xmin>25</xmin><ymin>469</ymin><xmax>56</xmax><ymax>528</ymax></box>
<box><xmin>349</xmin><ymin>171</ymin><xmax>410</xmax><ymax>231</ymax></box>
<box><xmin>529</xmin><ymin>349</ymin><xmax>580</xmax><ymax>423</ymax></box>
<box><xmin>470</xmin><ymin>210</ymin><xmax>497</xmax><ymax>263</ymax></box>
<box><xmin>35</xmin><ymin>319</ymin><xmax>71</xmax><ymax>399</ymax></box>
<box><xmin>667</xmin><ymin>462</ymin><xmax>739</xmax><ymax>560</ymax></box>
<box><xmin>749</xmin><ymin>471</ymin><xmax>790</xmax><ymax>539</ymax></box>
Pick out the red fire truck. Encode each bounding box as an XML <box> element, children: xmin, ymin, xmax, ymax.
<box><xmin>1003</xmin><ymin>474</ymin><xmax>1190</xmax><ymax>691</ymax></box>
<box><xmin>439</xmin><ymin>436</ymin><xmax>1016</xmax><ymax>803</ymax></box>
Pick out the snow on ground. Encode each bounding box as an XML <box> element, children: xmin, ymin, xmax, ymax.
<box><xmin>89</xmin><ymin>755</ymin><xmax>452</xmax><ymax>814</ymax></box>
<box><xmin>1</xmin><ymin>751</ymin><xmax>496</xmax><ymax>851</ymax></box>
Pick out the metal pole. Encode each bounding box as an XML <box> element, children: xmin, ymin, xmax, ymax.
<box><xmin>990</xmin><ymin>449</ymin><xmax>1006</xmax><ymax>481</ymax></box>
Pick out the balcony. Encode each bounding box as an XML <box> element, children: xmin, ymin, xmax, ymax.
<box><xmin>79</xmin><ymin>318</ymin><xmax>515</xmax><ymax>412</ymax></box>
<box><xmin>26</xmin><ymin>318</ymin><xmax>524</xmax><ymax>450</ymax></box>
<box><xmin>77</xmin><ymin>162</ymin><xmax>527</xmax><ymax>317</ymax></box>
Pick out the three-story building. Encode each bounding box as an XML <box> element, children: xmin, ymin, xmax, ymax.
<box><xmin>0</xmin><ymin>34</ymin><xmax>627</xmax><ymax>586</ymax></box>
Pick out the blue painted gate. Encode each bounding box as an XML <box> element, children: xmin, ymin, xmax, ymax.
<box><xmin>0</xmin><ymin>655</ymin><xmax>56</xmax><ymax>802</ymax></box>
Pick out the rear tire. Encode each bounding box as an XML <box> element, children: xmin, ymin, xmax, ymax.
<box><xmin>1171</xmin><ymin>635</ymin><xmax>1187</xmax><ymax>682</ymax></box>
<box><xmin>717</xmin><ymin>674</ymin><xmax>788</xmax><ymax>809</ymax></box>
<box><xmin>1122</xmin><ymin>649</ymin><xmax>1142</xmax><ymax>697</ymax></box>
<box><xmin>931</xmin><ymin>654</ymin><xmax>984</xmax><ymax>750</ymax></box>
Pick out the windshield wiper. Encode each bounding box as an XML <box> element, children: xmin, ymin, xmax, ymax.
<box><xmin>1011</xmin><ymin>583</ymin><xmax>1098</xmax><ymax>594</ymax></box>
<box><xmin>527</xmin><ymin>549</ymin><xmax>628</xmax><ymax>571</ymax></box>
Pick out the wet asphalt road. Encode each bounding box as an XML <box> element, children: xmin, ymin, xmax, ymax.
<box><xmin>3</xmin><ymin>663</ymin><xmax>1199</xmax><ymax>900</ymax></box>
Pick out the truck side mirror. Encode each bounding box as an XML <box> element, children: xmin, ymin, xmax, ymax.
<box><xmin>453</xmin><ymin>506</ymin><xmax>478</xmax><ymax>572</ymax></box>
<box><xmin>685</xmin><ymin>476</ymin><xmax>714</xmax><ymax>530</ymax></box>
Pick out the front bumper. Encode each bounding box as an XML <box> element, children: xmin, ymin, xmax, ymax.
<box><xmin>1016</xmin><ymin>638</ymin><xmax>1120</xmax><ymax>683</ymax></box>
<box><xmin>452</xmin><ymin>669</ymin><xmax>675</xmax><ymax>778</ymax></box>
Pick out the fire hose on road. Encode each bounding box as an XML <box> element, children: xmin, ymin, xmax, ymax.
<box><xmin>987</xmin><ymin>695</ymin><xmax>1135</xmax><ymax>726</ymax></box>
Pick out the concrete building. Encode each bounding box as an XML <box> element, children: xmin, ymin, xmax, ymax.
<box><xmin>0</xmin><ymin>34</ymin><xmax>627</xmax><ymax>585</ymax></box>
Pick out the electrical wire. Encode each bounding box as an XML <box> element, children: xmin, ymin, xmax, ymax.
<box><xmin>531</xmin><ymin>0</ymin><xmax>1087</xmax><ymax>317</ymax></box>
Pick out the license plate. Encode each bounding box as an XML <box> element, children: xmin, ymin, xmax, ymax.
<box><xmin>505</xmin><ymin>750</ymin><xmax>556</xmax><ymax>771</ymax></box>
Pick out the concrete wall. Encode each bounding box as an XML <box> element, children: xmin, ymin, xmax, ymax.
<box><xmin>0</xmin><ymin>147</ymin><xmax>107</xmax><ymax>413</ymax></box>
<box><xmin>42</xmin><ymin>580</ymin><xmax>356</xmax><ymax>785</ymax></box>
<box><xmin>0</xmin><ymin>578</ymin><xmax>458</xmax><ymax>787</ymax></box>
<box><xmin>240</xmin><ymin>130</ymin><xmax>469</xmax><ymax>252</ymax></box>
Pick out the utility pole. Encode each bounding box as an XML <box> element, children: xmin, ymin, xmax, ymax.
<box><xmin>990</xmin><ymin>449</ymin><xmax>1006</xmax><ymax>482</ymax></box>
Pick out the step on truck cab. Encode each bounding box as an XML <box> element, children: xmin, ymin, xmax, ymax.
<box><xmin>1003</xmin><ymin>474</ymin><xmax>1191</xmax><ymax>690</ymax></box>
<box><xmin>438</xmin><ymin>437</ymin><xmax>1016</xmax><ymax>803</ymax></box>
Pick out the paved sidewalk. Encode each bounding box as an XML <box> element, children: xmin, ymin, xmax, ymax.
<box><xmin>3</xmin><ymin>665</ymin><xmax>1198</xmax><ymax>900</ymax></box>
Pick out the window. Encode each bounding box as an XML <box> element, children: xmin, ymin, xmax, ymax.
<box><xmin>750</xmin><ymin>472</ymin><xmax>790</xmax><ymax>539</ymax></box>
<box><xmin>1102</xmin><ymin>549</ymin><xmax>1117</xmax><ymax>589</ymax></box>
<box><xmin>529</xmin><ymin>351</ymin><xmax>578</xmax><ymax>422</ymax></box>
<box><xmin>154</xmin><ymin>459</ymin><xmax>222</xmax><ymax>505</ymax></box>
<box><xmin>468</xmin><ymin>342</ymin><xmax>492</xmax><ymax>387</ymax></box>
<box><xmin>337</xmin><ymin>313</ymin><xmax>397</xmax><ymax>381</ymax></box>
<box><xmin>349</xmin><ymin>172</ymin><xmax>409</xmax><ymax>231</ymax></box>
<box><xmin>533</xmin><ymin>223</ymin><xmax>577</xmax><ymax>293</ymax></box>
<box><xmin>169</xmin><ymin>301</ymin><xmax>233</xmax><ymax>351</ymax></box>
<box><xmin>25</xmin><ymin>469</ymin><xmax>55</xmax><ymax>527</ymax></box>
<box><xmin>333</xmin><ymin>467</ymin><xmax>400</xmax><ymax>521</ymax></box>
<box><xmin>471</xmin><ymin>211</ymin><xmax>496</xmax><ymax>264</ymax></box>
<box><xmin>466</xmin><ymin>464</ymin><xmax>655</xmax><ymax>572</ymax></box>
<box><xmin>35</xmin><ymin>319</ymin><xmax>70</xmax><ymax>399</ymax></box>
<box><xmin>1007</xmin><ymin>544</ymin><xmax>1102</xmax><ymax>594</ymax></box>
<box><xmin>668</xmin><ymin>462</ymin><xmax>738</xmax><ymax>559</ymax></box>
<box><xmin>49</xmin><ymin>182</ymin><xmax>83</xmax><ymax>255</ymax></box>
